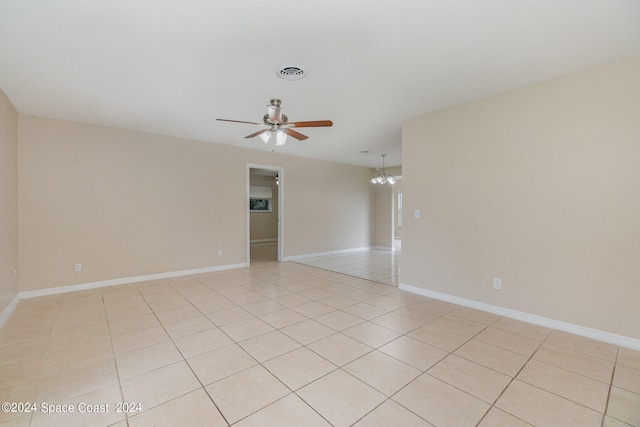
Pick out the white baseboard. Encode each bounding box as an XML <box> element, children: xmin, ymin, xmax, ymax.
<box><xmin>399</xmin><ymin>282</ymin><xmax>640</xmax><ymax>351</ymax></box>
<box><xmin>250</xmin><ymin>239</ymin><xmax>277</xmax><ymax>244</ymax></box>
<box><xmin>19</xmin><ymin>262</ymin><xmax>249</xmax><ymax>300</ymax></box>
<box><xmin>0</xmin><ymin>294</ymin><xmax>20</xmax><ymax>328</ymax></box>
<box><xmin>283</xmin><ymin>246</ymin><xmax>373</xmax><ymax>261</ymax></box>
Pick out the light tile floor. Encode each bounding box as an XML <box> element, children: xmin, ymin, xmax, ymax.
<box><xmin>292</xmin><ymin>248</ymin><xmax>400</xmax><ymax>286</ymax></box>
<box><xmin>1</xmin><ymin>251</ymin><xmax>639</xmax><ymax>426</ymax></box>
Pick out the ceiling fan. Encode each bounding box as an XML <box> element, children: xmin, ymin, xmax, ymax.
<box><xmin>217</xmin><ymin>99</ymin><xmax>333</xmax><ymax>147</ymax></box>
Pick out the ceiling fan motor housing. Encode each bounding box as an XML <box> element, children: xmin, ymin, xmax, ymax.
<box><xmin>264</xmin><ymin>98</ymin><xmax>287</xmax><ymax>125</ymax></box>
<box><xmin>265</xmin><ymin>99</ymin><xmax>287</xmax><ymax>126</ymax></box>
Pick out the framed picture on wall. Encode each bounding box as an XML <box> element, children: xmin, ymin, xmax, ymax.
<box><xmin>250</xmin><ymin>198</ymin><xmax>272</xmax><ymax>212</ymax></box>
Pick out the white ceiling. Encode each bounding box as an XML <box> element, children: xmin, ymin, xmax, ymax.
<box><xmin>1</xmin><ymin>1</ymin><xmax>639</xmax><ymax>168</ymax></box>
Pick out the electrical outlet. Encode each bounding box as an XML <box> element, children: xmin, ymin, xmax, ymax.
<box><xmin>336</xmin><ymin>238</ymin><xmax>340</xmax><ymax>244</ymax></box>
<box><xmin>217</xmin><ymin>250</ymin><xmax>223</xmax><ymax>257</ymax></box>
<box><xmin>414</xmin><ymin>210</ymin><xmax>420</xmax><ymax>219</ymax></box>
<box><xmin>75</xmin><ymin>264</ymin><xmax>82</xmax><ymax>272</ymax></box>
<box><xmin>14</xmin><ymin>269</ymin><xmax>17</xmax><ymax>279</ymax></box>
<box><xmin>493</xmin><ymin>277</ymin><xmax>502</xmax><ymax>290</ymax></box>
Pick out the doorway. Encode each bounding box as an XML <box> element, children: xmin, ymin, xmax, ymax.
<box><xmin>247</xmin><ymin>164</ymin><xmax>284</xmax><ymax>264</ymax></box>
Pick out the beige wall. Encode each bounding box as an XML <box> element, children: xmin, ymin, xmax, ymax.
<box><xmin>18</xmin><ymin>115</ymin><xmax>375</xmax><ymax>292</ymax></box>
<box><xmin>402</xmin><ymin>58</ymin><xmax>640</xmax><ymax>339</ymax></box>
<box><xmin>285</xmin><ymin>159</ymin><xmax>376</xmax><ymax>256</ymax></box>
<box><xmin>249</xmin><ymin>174</ymin><xmax>279</xmax><ymax>242</ymax></box>
<box><xmin>0</xmin><ymin>90</ymin><xmax>19</xmax><ymax>313</ymax></box>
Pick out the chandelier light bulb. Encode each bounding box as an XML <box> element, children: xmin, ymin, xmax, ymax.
<box><xmin>371</xmin><ymin>154</ymin><xmax>395</xmax><ymax>185</ymax></box>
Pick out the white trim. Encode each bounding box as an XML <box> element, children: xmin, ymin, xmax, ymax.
<box><xmin>250</xmin><ymin>238</ymin><xmax>278</xmax><ymax>244</ymax></box>
<box><xmin>0</xmin><ymin>294</ymin><xmax>20</xmax><ymax>328</ymax></box>
<box><xmin>249</xmin><ymin>185</ymin><xmax>273</xmax><ymax>199</ymax></box>
<box><xmin>399</xmin><ymin>283</ymin><xmax>640</xmax><ymax>351</ymax></box>
<box><xmin>247</xmin><ymin>164</ymin><xmax>284</xmax><ymax>263</ymax></box>
<box><xmin>18</xmin><ymin>263</ymin><xmax>248</xmax><ymax>299</ymax></box>
<box><xmin>284</xmin><ymin>246</ymin><xmax>374</xmax><ymax>261</ymax></box>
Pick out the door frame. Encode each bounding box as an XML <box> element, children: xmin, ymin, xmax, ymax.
<box><xmin>246</xmin><ymin>163</ymin><xmax>284</xmax><ymax>264</ymax></box>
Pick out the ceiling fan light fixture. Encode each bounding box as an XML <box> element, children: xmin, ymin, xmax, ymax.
<box><xmin>217</xmin><ymin>98</ymin><xmax>331</xmax><ymax>147</ymax></box>
<box><xmin>275</xmin><ymin>130</ymin><xmax>288</xmax><ymax>146</ymax></box>
<box><xmin>259</xmin><ymin>131</ymin><xmax>272</xmax><ymax>144</ymax></box>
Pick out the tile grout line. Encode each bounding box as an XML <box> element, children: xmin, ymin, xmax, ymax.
<box><xmin>601</xmin><ymin>347</ymin><xmax>618</xmax><ymax>427</ymax></box>
<box><xmin>112</xmin><ymin>280</ymin><xmax>213</xmax><ymax>422</ymax></box>
<box><xmin>21</xmin><ymin>297</ymin><xmax>63</xmax><ymax>427</ymax></box>
<box><xmin>338</xmin><ymin>308</ymin><xmax>499</xmax><ymax>426</ymax></box>
<box><xmin>208</xmin><ymin>265</ymin><xmax>495</xmax><ymax>426</ymax></box>
<box><xmin>156</xmin><ymin>276</ymin><xmax>233</xmax><ymax>427</ymax></box>
<box><xmin>130</xmin><ymin>279</ymin><xmax>466</xmax><ymax>427</ymax></box>
<box><xmin>102</xmin><ymin>291</ymin><xmax>131</xmax><ymax>427</ymax></box>
<box><xmin>472</xmin><ymin>330</ymin><xmax>550</xmax><ymax>427</ymax></box>
<box><xmin>135</xmin><ymin>274</ymin><xmax>299</xmax><ymax>423</ymax></box>
<box><xmin>192</xmin><ymin>263</ymin><xmax>411</xmax><ymax>425</ymax></box>
<box><xmin>173</xmin><ymin>271</ymin><xmax>353</xmax><ymax>425</ymax></box>
<box><xmin>187</xmin><ymin>272</ymin><xmax>339</xmax><ymax>426</ymax></box>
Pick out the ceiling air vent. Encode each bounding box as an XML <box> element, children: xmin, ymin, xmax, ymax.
<box><xmin>275</xmin><ymin>64</ymin><xmax>307</xmax><ymax>81</ymax></box>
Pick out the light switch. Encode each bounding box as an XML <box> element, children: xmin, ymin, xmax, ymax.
<box><xmin>414</xmin><ymin>210</ymin><xmax>420</xmax><ymax>219</ymax></box>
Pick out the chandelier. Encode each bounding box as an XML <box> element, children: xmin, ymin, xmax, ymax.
<box><xmin>371</xmin><ymin>154</ymin><xmax>396</xmax><ymax>185</ymax></box>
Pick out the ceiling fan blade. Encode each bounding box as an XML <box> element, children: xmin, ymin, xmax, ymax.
<box><xmin>283</xmin><ymin>128</ymin><xmax>308</xmax><ymax>140</ymax></box>
<box><xmin>217</xmin><ymin>118</ymin><xmax>260</xmax><ymax>125</ymax></box>
<box><xmin>288</xmin><ymin>120</ymin><xmax>333</xmax><ymax>128</ymax></box>
<box><xmin>245</xmin><ymin>129</ymin><xmax>269</xmax><ymax>139</ymax></box>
